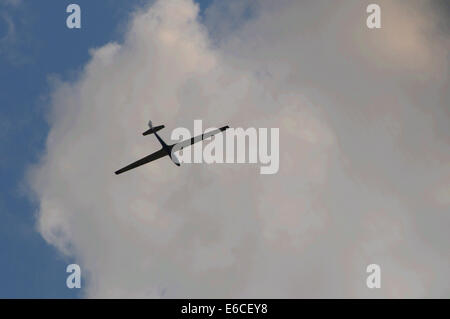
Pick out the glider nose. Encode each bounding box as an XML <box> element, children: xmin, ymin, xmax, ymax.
<box><xmin>170</xmin><ymin>152</ymin><xmax>181</xmax><ymax>166</ymax></box>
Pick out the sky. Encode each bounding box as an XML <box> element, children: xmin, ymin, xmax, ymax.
<box><xmin>0</xmin><ymin>0</ymin><xmax>213</xmax><ymax>298</ymax></box>
<box><xmin>0</xmin><ymin>0</ymin><xmax>449</xmax><ymax>298</ymax></box>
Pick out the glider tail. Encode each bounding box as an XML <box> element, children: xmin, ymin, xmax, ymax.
<box><xmin>143</xmin><ymin>121</ymin><xmax>165</xmax><ymax>136</ymax></box>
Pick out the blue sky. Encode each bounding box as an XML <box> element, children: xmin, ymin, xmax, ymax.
<box><xmin>0</xmin><ymin>0</ymin><xmax>213</xmax><ymax>298</ymax></box>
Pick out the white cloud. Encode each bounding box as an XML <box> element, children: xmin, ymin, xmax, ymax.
<box><xmin>29</xmin><ymin>0</ymin><xmax>450</xmax><ymax>297</ymax></box>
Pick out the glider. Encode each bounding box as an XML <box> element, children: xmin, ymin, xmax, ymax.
<box><xmin>115</xmin><ymin>121</ymin><xmax>229</xmax><ymax>175</ymax></box>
